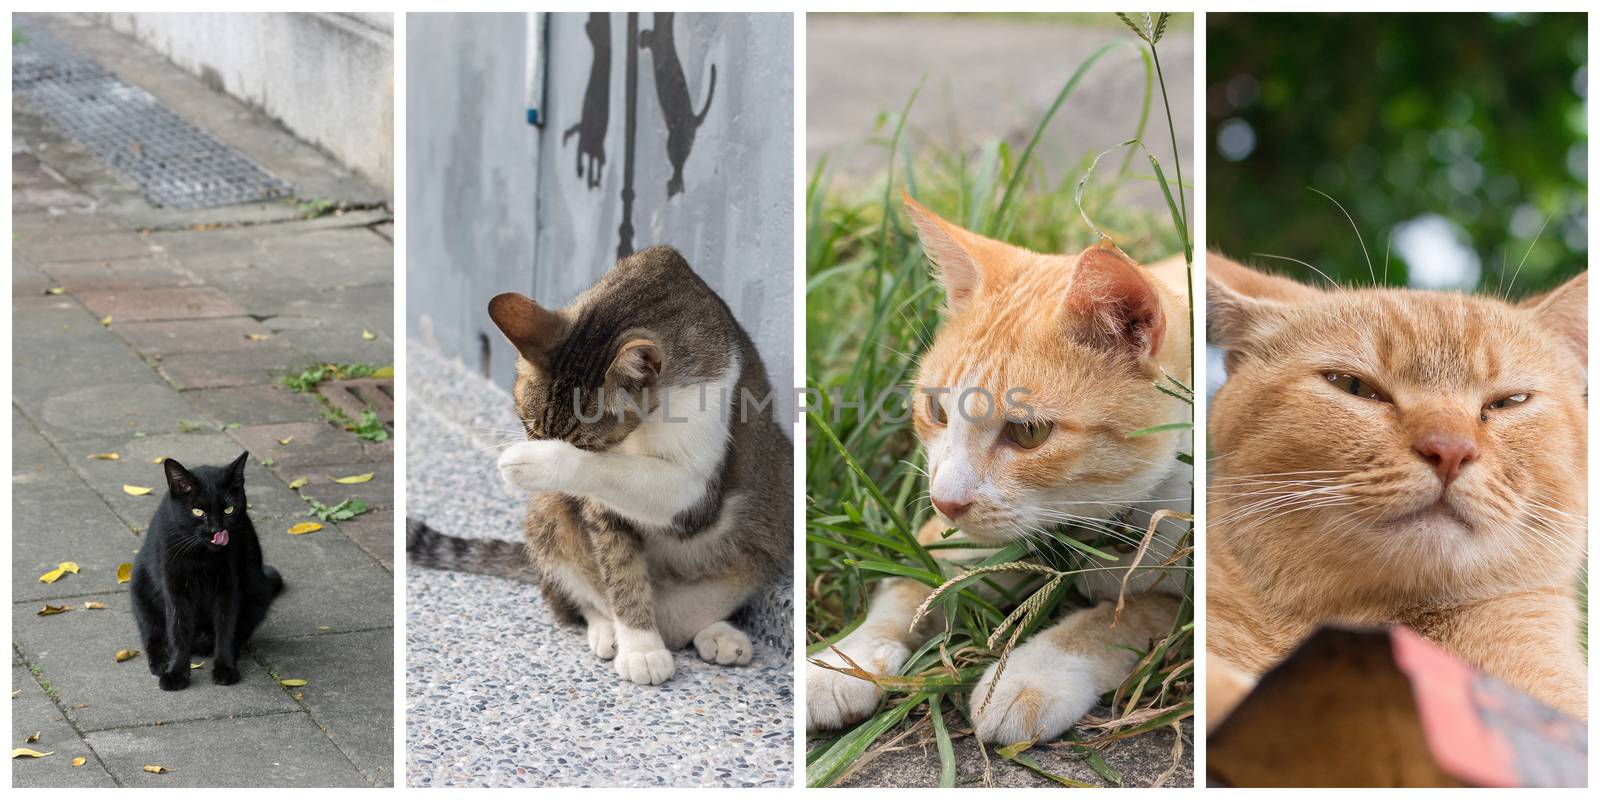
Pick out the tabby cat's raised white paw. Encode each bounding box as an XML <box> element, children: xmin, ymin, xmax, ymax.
<box><xmin>693</xmin><ymin>620</ymin><xmax>753</xmax><ymax>666</ymax></box>
<box><xmin>970</xmin><ymin>641</ymin><xmax>1098</xmax><ymax>744</ymax></box>
<box><xmin>587</xmin><ymin>618</ymin><xmax>617</xmax><ymax>660</ymax></box>
<box><xmin>806</xmin><ymin>636</ymin><xmax>910</xmax><ymax>731</ymax></box>
<box><xmin>497</xmin><ymin>440</ymin><xmax>579</xmax><ymax>494</ymax></box>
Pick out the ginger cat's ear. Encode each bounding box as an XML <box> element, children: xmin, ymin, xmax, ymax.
<box><xmin>1520</xmin><ymin>270</ymin><xmax>1586</xmax><ymax>362</ymax></box>
<box><xmin>1208</xmin><ymin>252</ymin><xmax>1323</xmax><ymax>303</ymax></box>
<box><xmin>904</xmin><ymin>194</ymin><xmax>984</xmax><ymax>313</ymax></box>
<box><xmin>1207</xmin><ymin>275</ymin><xmax>1288</xmax><ymax>372</ymax></box>
<box><xmin>1067</xmin><ymin>244</ymin><xmax>1166</xmax><ymax>359</ymax></box>
<box><xmin>488</xmin><ymin>292</ymin><xmax>566</xmax><ymax>364</ymax></box>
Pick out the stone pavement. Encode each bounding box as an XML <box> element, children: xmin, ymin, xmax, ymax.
<box><xmin>12</xmin><ymin>14</ymin><xmax>393</xmax><ymax>788</ymax></box>
<box><xmin>405</xmin><ymin>341</ymin><xmax>794</xmax><ymax>788</ymax></box>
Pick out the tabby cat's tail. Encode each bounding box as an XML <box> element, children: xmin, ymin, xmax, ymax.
<box><xmin>405</xmin><ymin>518</ymin><xmax>537</xmax><ymax>582</ymax></box>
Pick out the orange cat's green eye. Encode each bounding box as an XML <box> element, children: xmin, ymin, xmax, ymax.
<box><xmin>927</xmin><ymin>394</ymin><xmax>948</xmax><ymax>425</ymax></box>
<box><xmin>1324</xmin><ymin>372</ymin><xmax>1389</xmax><ymax>403</ymax></box>
<box><xmin>1486</xmin><ymin>393</ymin><xmax>1529</xmax><ymax>411</ymax></box>
<box><xmin>190</xmin><ymin>508</ymin><xmax>204</xmax><ymax>518</ymax></box>
<box><xmin>1006</xmin><ymin>420</ymin><xmax>1054</xmax><ymax>449</ymax></box>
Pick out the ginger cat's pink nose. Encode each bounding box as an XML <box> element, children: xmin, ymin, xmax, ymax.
<box><xmin>1414</xmin><ymin>432</ymin><xmax>1478</xmax><ymax>485</ymax></box>
<box><xmin>932</xmin><ymin>496</ymin><xmax>972</xmax><ymax>520</ymax></box>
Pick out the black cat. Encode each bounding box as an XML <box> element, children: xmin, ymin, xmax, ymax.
<box><xmin>130</xmin><ymin>453</ymin><xmax>284</xmax><ymax>691</ymax></box>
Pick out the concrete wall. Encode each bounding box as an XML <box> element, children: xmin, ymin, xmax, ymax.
<box><xmin>98</xmin><ymin>12</ymin><xmax>394</xmax><ymax>197</ymax></box>
<box><xmin>408</xmin><ymin>12</ymin><xmax>794</xmax><ymax>406</ymax></box>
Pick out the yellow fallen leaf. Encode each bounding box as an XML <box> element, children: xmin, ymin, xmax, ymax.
<box><xmin>316</xmin><ymin>625</ymin><xmax>332</xmax><ymax>631</ymax></box>
<box><xmin>72</xmin><ymin>757</ymin><xmax>86</xmax><ymax>767</ymax></box>
<box><xmin>25</xmin><ymin>732</ymin><xmax>39</xmax><ymax>743</ymax></box>
<box><xmin>288</xmin><ymin>477</ymin><xmax>309</xmax><ymax>490</ymax></box>
<box><xmin>287</xmin><ymin>522</ymin><xmax>322</xmax><ymax>535</ymax></box>
<box><xmin>114</xmin><ymin>649</ymin><xmax>140</xmax><ymax>663</ymax></box>
<box><xmin>245</xmin><ymin>333</ymin><xmax>272</xmax><ymax>341</ymax></box>
<box><xmin>142</xmin><ymin>765</ymin><xmax>171</xmax><ymax>774</ymax></box>
<box><xmin>11</xmin><ymin>689</ymin><xmax>21</xmax><ymax>698</ymax></box>
<box><xmin>279</xmin><ymin>678</ymin><xmax>308</xmax><ymax>687</ymax></box>
<box><xmin>11</xmin><ymin>749</ymin><xmax>52</xmax><ymax>759</ymax></box>
<box><xmin>150</xmin><ymin>456</ymin><xmax>167</xmax><ymax>464</ymax></box>
<box><xmin>123</xmin><ymin>485</ymin><xmax>153</xmax><ymax>496</ymax></box>
<box><xmin>116</xmin><ymin>563</ymin><xmax>133</xmax><ymax>584</ymax></box>
<box><xmin>37</xmin><ymin>604</ymin><xmax>71</xmax><ymax>616</ymax></box>
<box><xmin>84</xmin><ymin>601</ymin><xmax>107</xmax><ymax>610</ymax></box>
<box><xmin>361</xmin><ymin>329</ymin><xmax>376</xmax><ymax>341</ymax></box>
<box><xmin>99</xmin><ymin>316</ymin><xmax>113</xmax><ymax>327</ymax></box>
<box><xmin>44</xmin><ymin>287</ymin><xmax>64</xmax><ymax>295</ymax></box>
<box><xmin>190</xmin><ymin>661</ymin><xmax>204</xmax><ymax>669</ymax></box>
<box><xmin>38</xmin><ymin>562</ymin><xmax>79</xmax><ymax>584</ymax></box>
<box><xmin>372</xmin><ymin>366</ymin><xmax>394</xmax><ymax>378</ymax></box>
<box><xmin>331</xmin><ymin>472</ymin><xmax>374</xmax><ymax>484</ymax></box>
<box><xmin>88</xmin><ymin>452</ymin><xmax>120</xmax><ymax>461</ymax></box>
<box><xmin>277</xmin><ymin>436</ymin><xmax>294</xmax><ymax>445</ymax></box>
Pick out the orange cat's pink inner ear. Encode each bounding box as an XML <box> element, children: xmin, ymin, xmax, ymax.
<box><xmin>488</xmin><ymin>292</ymin><xmax>566</xmax><ymax>363</ymax></box>
<box><xmin>1521</xmin><ymin>270</ymin><xmax>1587</xmax><ymax>362</ymax></box>
<box><xmin>1067</xmin><ymin>246</ymin><xmax>1165</xmax><ymax>358</ymax></box>
<box><xmin>903</xmin><ymin>196</ymin><xmax>982</xmax><ymax>311</ymax></box>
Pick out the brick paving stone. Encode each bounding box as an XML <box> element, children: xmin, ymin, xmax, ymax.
<box><xmin>183</xmin><ymin>384</ymin><xmax>325</xmax><ymax>426</ymax></box>
<box><xmin>154</xmin><ymin>346</ymin><xmax>313</xmax><ymax>391</ymax></box>
<box><xmin>253</xmin><ymin>629</ymin><xmax>395</xmax><ymax>785</ymax></box>
<box><xmin>227</xmin><ymin>421</ymin><xmax>385</xmax><ymax>470</ymax></box>
<box><xmin>14</xmin><ymin>231</ymin><xmax>161</xmax><ymax>264</ymax></box>
<box><xmin>86</xmin><ymin>713</ymin><xmax>371</xmax><ymax>787</ymax></box>
<box><xmin>75</xmin><ymin>286</ymin><xmax>245</xmax><ymax>323</ymax></box>
<box><xmin>328</xmin><ymin>509</ymin><xmax>394</xmax><ymax>573</ymax></box>
<box><xmin>11</xmin><ymin>663</ymin><xmax>118</xmax><ymax>787</ymax></box>
<box><xmin>284</xmin><ymin>463</ymin><xmax>395</xmax><ymax>515</ymax></box>
<box><xmin>37</xmin><ymin>257</ymin><xmax>203</xmax><ymax>293</ymax></box>
<box><xmin>113</xmin><ymin>317</ymin><xmax>282</xmax><ymax>356</ymax></box>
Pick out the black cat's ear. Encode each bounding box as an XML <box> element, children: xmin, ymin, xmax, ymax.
<box><xmin>226</xmin><ymin>451</ymin><xmax>250</xmax><ymax>486</ymax></box>
<box><xmin>163</xmin><ymin>458</ymin><xmax>198</xmax><ymax>498</ymax></box>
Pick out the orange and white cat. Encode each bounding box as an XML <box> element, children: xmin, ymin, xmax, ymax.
<box><xmin>807</xmin><ymin>197</ymin><xmax>1192</xmax><ymax>744</ymax></box>
<box><xmin>1206</xmin><ymin>255</ymin><xmax>1588</xmax><ymax>727</ymax></box>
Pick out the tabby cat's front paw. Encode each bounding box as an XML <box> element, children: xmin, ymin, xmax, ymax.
<box><xmin>806</xmin><ymin>637</ymin><xmax>909</xmax><ymax>731</ymax></box>
<box><xmin>615</xmin><ymin>646</ymin><xmax>675</xmax><ymax>685</ymax></box>
<box><xmin>969</xmin><ymin>641</ymin><xmax>1098</xmax><ymax>744</ymax></box>
<box><xmin>614</xmin><ymin>626</ymin><xmax>675</xmax><ymax>685</ymax></box>
<box><xmin>693</xmin><ymin>621</ymin><xmax>753</xmax><ymax>666</ymax></box>
<box><xmin>587</xmin><ymin>618</ymin><xmax>617</xmax><ymax>660</ymax></box>
<box><xmin>497</xmin><ymin>440</ymin><xmax>580</xmax><ymax>494</ymax></box>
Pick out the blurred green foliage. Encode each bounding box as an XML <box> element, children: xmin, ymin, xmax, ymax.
<box><xmin>1208</xmin><ymin>12</ymin><xmax>1586</xmax><ymax>294</ymax></box>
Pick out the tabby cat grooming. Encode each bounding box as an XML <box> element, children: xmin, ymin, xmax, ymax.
<box><xmin>408</xmin><ymin>246</ymin><xmax>789</xmax><ymax>685</ymax></box>
<box><xmin>807</xmin><ymin>198</ymin><xmax>1191</xmax><ymax>743</ymax></box>
<box><xmin>1206</xmin><ymin>255</ymin><xmax>1587</xmax><ymax>725</ymax></box>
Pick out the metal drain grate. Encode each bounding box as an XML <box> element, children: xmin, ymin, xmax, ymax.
<box><xmin>12</xmin><ymin>17</ymin><xmax>293</xmax><ymax>209</ymax></box>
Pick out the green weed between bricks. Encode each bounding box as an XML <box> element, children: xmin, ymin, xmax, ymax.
<box><xmin>805</xmin><ymin>13</ymin><xmax>1193</xmax><ymax>788</ymax></box>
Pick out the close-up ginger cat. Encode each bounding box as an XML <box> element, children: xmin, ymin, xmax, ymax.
<box><xmin>1205</xmin><ymin>253</ymin><xmax>1588</xmax><ymax>728</ymax></box>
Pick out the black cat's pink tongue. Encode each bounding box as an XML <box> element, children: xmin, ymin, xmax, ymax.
<box><xmin>212</xmin><ymin>530</ymin><xmax>230</xmax><ymax>546</ymax></box>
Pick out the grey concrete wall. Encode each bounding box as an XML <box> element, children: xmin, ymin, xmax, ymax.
<box><xmin>408</xmin><ymin>12</ymin><xmax>794</xmax><ymax>405</ymax></box>
<box><xmin>406</xmin><ymin>13</ymin><xmax>541</xmax><ymax>388</ymax></box>
<box><xmin>97</xmin><ymin>12</ymin><xmax>395</xmax><ymax>197</ymax></box>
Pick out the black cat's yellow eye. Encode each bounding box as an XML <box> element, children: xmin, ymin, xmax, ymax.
<box><xmin>1486</xmin><ymin>393</ymin><xmax>1529</xmax><ymax>411</ymax></box>
<box><xmin>223</xmin><ymin>506</ymin><xmax>235</xmax><ymax>515</ymax></box>
<box><xmin>927</xmin><ymin>394</ymin><xmax>948</xmax><ymax>425</ymax></box>
<box><xmin>1005</xmin><ymin>420</ymin><xmax>1054</xmax><ymax>449</ymax></box>
<box><xmin>1323</xmin><ymin>372</ymin><xmax>1390</xmax><ymax>403</ymax></box>
<box><xmin>190</xmin><ymin>508</ymin><xmax>204</xmax><ymax>517</ymax></box>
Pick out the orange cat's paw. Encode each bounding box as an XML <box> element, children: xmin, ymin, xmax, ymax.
<box><xmin>970</xmin><ymin>640</ymin><xmax>1098</xmax><ymax>744</ymax></box>
<box><xmin>806</xmin><ymin>637</ymin><xmax>908</xmax><ymax>731</ymax></box>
